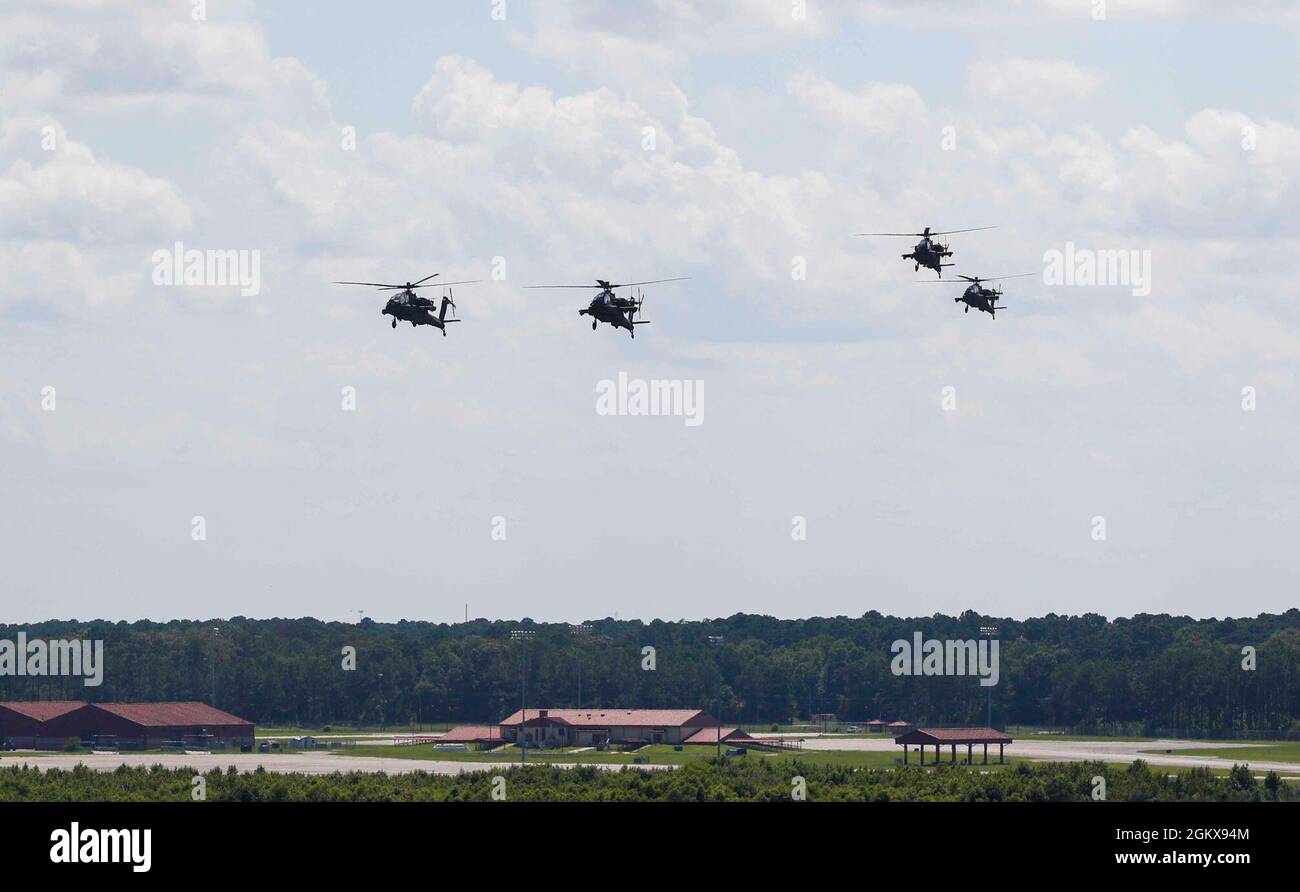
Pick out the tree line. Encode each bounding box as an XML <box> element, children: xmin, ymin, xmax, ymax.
<box><xmin>2</xmin><ymin>610</ymin><xmax>1298</xmax><ymax>737</ymax></box>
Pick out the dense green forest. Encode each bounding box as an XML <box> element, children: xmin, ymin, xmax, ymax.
<box><xmin>3</xmin><ymin>611</ymin><xmax>1298</xmax><ymax>736</ymax></box>
<box><xmin>0</xmin><ymin>760</ymin><xmax>1289</xmax><ymax>802</ymax></box>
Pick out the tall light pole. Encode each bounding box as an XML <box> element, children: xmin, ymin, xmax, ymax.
<box><xmin>511</xmin><ymin>630</ymin><xmax>535</xmax><ymax>765</ymax></box>
<box><xmin>716</xmin><ymin>698</ymin><xmax>722</xmax><ymax>760</ymax></box>
<box><xmin>980</xmin><ymin>625</ymin><xmax>999</xmax><ymax>728</ymax></box>
<box><xmin>570</xmin><ymin>623</ymin><xmax>593</xmax><ymax>708</ymax></box>
<box><xmin>209</xmin><ymin>626</ymin><xmax>220</xmax><ymax>706</ymax></box>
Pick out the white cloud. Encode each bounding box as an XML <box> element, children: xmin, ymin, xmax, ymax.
<box><xmin>0</xmin><ymin>119</ymin><xmax>192</xmax><ymax>246</ymax></box>
<box><xmin>787</xmin><ymin>70</ymin><xmax>927</xmax><ymax>139</ymax></box>
<box><xmin>967</xmin><ymin>57</ymin><xmax>1101</xmax><ymax>112</ymax></box>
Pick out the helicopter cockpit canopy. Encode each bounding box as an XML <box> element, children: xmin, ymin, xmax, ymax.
<box><xmin>964</xmin><ymin>284</ymin><xmax>981</xmax><ymax>299</ymax></box>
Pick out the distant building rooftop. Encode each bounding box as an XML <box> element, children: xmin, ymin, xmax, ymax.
<box><xmin>439</xmin><ymin>726</ymin><xmax>504</xmax><ymax>743</ymax></box>
<box><xmin>91</xmin><ymin>702</ymin><xmax>252</xmax><ymax>728</ymax></box>
<box><xmin>0</xmin><ymin>701</ymin><xmax>87</xmax><ymax>722</ymax></box>
<box><xmin>895</xmin><ymin>727</ymin><xmax>1012</xmax><ymax>745</ymax></box>
<box><xmin>499</xmin><ymin>708</ymin><xmax>713</xmax><ymax>728</ymax></box>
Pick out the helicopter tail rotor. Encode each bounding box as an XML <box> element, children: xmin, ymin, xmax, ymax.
<box><xmin>629</xmin><ymin>288</ymin><xmax>652</xmax><ymax>336</ymax></box>
<box><xmin>439</xmin><ymin>290</ymin><xmax>460</xmax><ymax>323</ymax></box>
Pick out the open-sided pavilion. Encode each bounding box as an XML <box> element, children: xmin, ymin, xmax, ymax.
<box><xmin>895</xmin><ymin>727</ymin><xmax>1013</xmax><ymax>765</ymax></box>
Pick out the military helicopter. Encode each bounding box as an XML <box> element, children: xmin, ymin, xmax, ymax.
<box><xmin>856</xmin><ymin>226</ymin><xmax>996</xmax><ymax>277</ymax></box>
<box><xmin>335</xmin><ymin>274</ymin><xmax>479</xmax><ymax>335</ymax></box>
<box><xmin>524</xmin><ymin>278</ymin><xmax>689</xmax><ymax>338</ymax></box>
<box><xmin>923</xmin><ymin>274</ymin><xmax>1033</xmax><ymax>320</ymax></box>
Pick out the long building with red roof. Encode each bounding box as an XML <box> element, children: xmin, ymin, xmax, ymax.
<box><xmin>0</xmin><ymin>701</ymin><xmax>254</xmax><ymax>750</ymax></box>
<box><xmin>497</xmin><ymin>708</ymin><xmax>719</xmax><ymax>747</ymax></box>
<box><xmin>0</xmin><ymin>701</ymin><xmax>87</xmax><ymax>739</ymax></box>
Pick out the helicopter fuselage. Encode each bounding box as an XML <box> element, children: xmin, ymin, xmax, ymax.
<box><xmin>383</xmin><ymin>301</ymin><xmax>444</xmax><ymax>329</ymax></box>
<box><xmin>579</xmin><ymin>293</ymin><xmax>639</xmax><ymax>334</ymax></box>
<box><xmin>957</xmin><ymin>285</ymin><xmax>1002</xmax><ymax>317</ymax></box>
<box><xmin>905</xmin><ymin>238</ymin><xmax>952</xmax><ymax>276</ymax></box>
<box><xmin>381</xmin><ymin>293</ymin><xmax>457</xmax><ymax>334</ymax></box>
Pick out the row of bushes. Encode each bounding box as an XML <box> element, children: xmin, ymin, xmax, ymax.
<box><xmin>0</xmin><ymin>758</ymin><xmax>1290</xmax><ymax>802</ymax></box>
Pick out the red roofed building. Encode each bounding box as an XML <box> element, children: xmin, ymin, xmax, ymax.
<box><xmin>681</xmin><ymin>726</ymin><xmax>752</xmax><ymax>746</ymax></box>
<box><xmin>0</xmin><ymin>701</ymin><xmax>87</xmax><ymax>745</ymax></box>
<box><xmin>81</xmin><ymin>702</ymin><xmax>254</xmax><ymax>748</ymax></box>
<box><xmin>894</xmin><ymin>727</ymin><xmax>1013</xmax><ymax>765</ymax></box>
<box><xmin>1</xmin><ymin>701</ymin><xmax>255</xmax><ymax>750</ymax></box>
<box><xmin>439</xmin><ymin>725</ymin><xmax>505</xmax><ymax>745</ymax></box>
<box><xmin>499</xmin><ymin>708</ymin><xmax>718</xmax><ymax>747</ymax></box>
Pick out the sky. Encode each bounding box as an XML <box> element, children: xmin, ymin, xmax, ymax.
<box><xmin>1</xmin><ymin>0</ymin><xmax>1298</xmax><ymax>625</ymax></box>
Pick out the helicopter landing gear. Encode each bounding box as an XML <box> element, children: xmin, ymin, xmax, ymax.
<box><xmin>914</xmin><ymin>263</ymin><xmax>919</xmax><ymax>272</ymax></box>
<box><xmin>391</xmin><ymin>318</ymin><xmax>397</xmax><ymax>328</ymax></box>
<box><xmin>964</xmin><ymin>306</ymin><xmax>969</xmax><ymax>313</ymax></box>
<box><xmin>592</xmin><ymin>320</ymin><xmax>597</xmax><ymax>331</ymax></box>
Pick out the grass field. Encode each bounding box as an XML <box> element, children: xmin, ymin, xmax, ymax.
<box><xmin>1139</xmin><ymin>741</ymin><xmax>1300</xmax><ymax>764</ymax></box>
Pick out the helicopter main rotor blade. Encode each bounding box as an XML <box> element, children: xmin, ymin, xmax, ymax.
<box><xmin>338</xmin><ymin>274</ymin><xmax>463</xmax><ymax>289</ymax></box>
<box><xmin>525</xmin><ymin>277</ymin><xmax>689</xmax><ymax>290</ymax></box>
<box><xmin>375</xmin><ymin>280</ymin><xmax>481</xmax><ymax>290</ymax></box>
<box><xmin>857</xmin><ymin>226</ymin><xmax>997</xmax><ymax>237</ymax></box>
<box><xmin>918</xmin><ymin>273</ymin><xmax>1034</xmax><ymax>285</ymax></box>
<box><xmin>606</xmin><ymin>277</ymin><xmax>690</xmax><ymax>289</ymax></box>
<box><xmin>926</xmin><ymin>226</ymin><xmax>998</xmax><ymax>236</ymax></box>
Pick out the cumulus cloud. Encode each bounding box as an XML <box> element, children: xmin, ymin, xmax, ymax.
<box><xmin>787</xmin><ymin>70</ymin><xmax>927</xmax><ymax>139</ymax></box>
<box><xmin>0</xmin><ymin>120</ymin><xmax>192</xmax><ymax>246</ymax></box>
<box><xmin>966</xmin><ymin>57</ymin><xmax>1101</xmax><ymax>112</ymax></box>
